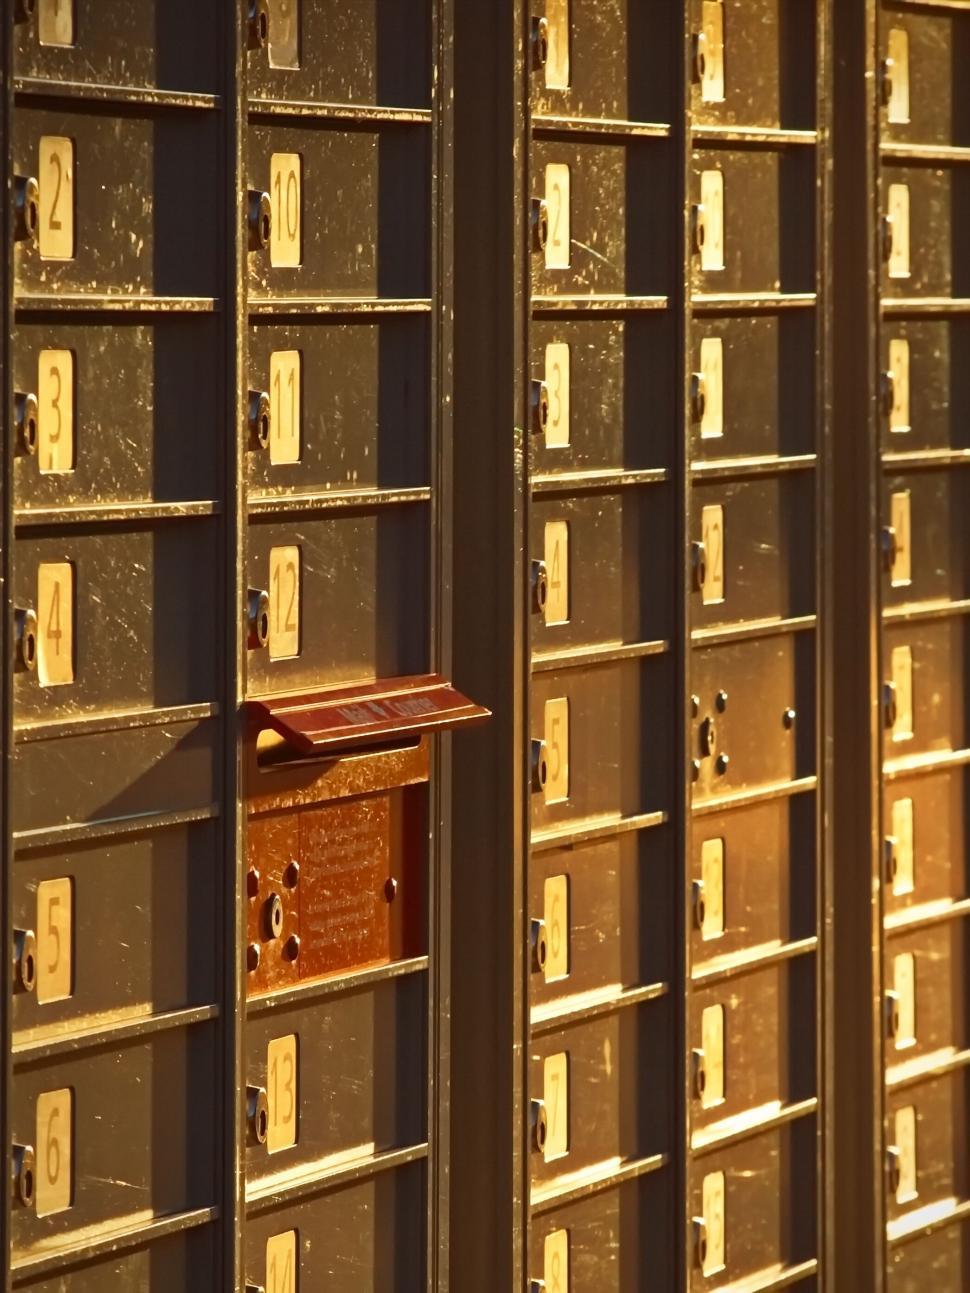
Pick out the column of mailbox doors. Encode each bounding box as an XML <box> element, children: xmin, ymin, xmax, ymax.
<box><xmin>874</xmin><ymin>4</ymin><xmax>970</xmax><ymax>1287</ymax></box>
<box><xmin>685</xmin><ymin>2</ymin><xmax>826</xmax><ymax>1289</ymax></box>
<box><xmin>0</xmin><ymin>2</ymin><xmax>453</xmax><ymax>1289</ymax></box>
<box><xmin>240</xmin><ymin>3</ymin><xmax>448</xmax><ymax>1291</ymax></box>
<box><xmin>6</xmin><ymin>2</ymin><xmax>229</xmax><ymax>1288</ymax></box>
<box><xmin>523</xmin><ymin>5</ymin><xmax>680</xmax><ymax>1289</ymax></box>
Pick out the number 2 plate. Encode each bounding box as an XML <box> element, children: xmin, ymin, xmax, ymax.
<box><xmin>39</xmin><ymin>136</ymin><xmax>75</xmax><ymax>262</ymax></box>
<box><xmin>545</xmin><ymin>164</ymin><xmax>571</xmax><ymax>270</ymax></box>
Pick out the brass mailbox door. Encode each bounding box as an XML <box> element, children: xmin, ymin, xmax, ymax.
<box><xmin>686</xmin><ymin>0</ymin><xmax>826</xmax><ymax>1286</ymax></box>
<box><xmin>240</xmin><ymin>6</ymin><xmax>453</xmax><ymax>1293</ymax></box>
<box><xmin>874</xmin><ymin>3</ymin><xmax>970</xmax><ymax>1284</ymax></box>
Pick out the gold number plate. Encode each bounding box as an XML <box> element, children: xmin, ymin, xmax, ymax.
<box><xmin>887</xmin><ymin>29</ymin><xmax>910</xmax><ymax>126</ymax></box>
<box><xmin>39</xmin><ymin>0</ymin><xmax>74</xmax><ymax>47</ymax></box>
<box><xmin>36</xmin><ymin>1087</ymin><xmax>72</xmax><ymax>1216</ymax></box>
<box><xmin>701</xmin><ymin>503</ymin><xmax>725</xmax><ymax>605</ymax></box>
<box><xmin>895</xmin><ymin>1105</ymin><xmax>917</xmax><ymax>1201</ymax></box>
<box><xmin>543</xmin><ymin>874</ymin><xmax>569</xmax><ymax>982</ymax></box>
<box><xmin>543</xmin><ymin>697</ymin><xmax>569</xmax><ymax>804</ymax></box>
<box><xmin>891</xmin><ymin>797</ymin><xmax>915</xmax><ymax>895</ymax></box>
<box><xmin>270</xmin><ymin>153</ymin><xmax>302</xmax><ymax>268</ymax></box>
<box><xmin>266</xmin><ymin>1229</ymin><xmax>298</xmax><ymax>1293</ymax></box>
<box><xmin>267</xmin><ymin>1034</ymin><xmax>298</xmax><ymax>1153</ymax></box>
<box><xmin>702</xmin><ymin>1170</ymin><xmax>726</xmax><ymax>1275</ymax></box>
<box><xmin>700</xmin><ymin>337</ymin><xmax>723</xmax><ymax>439</ymax></box>
<box><xmin>545</xmin><ymin>0</ymin><xmax>570</xmax><ymax>91</ymax></box>
<box><xmin>544</xmin><ymin>1228</ymin><xmax>569</xmax><ymax>1292</ymax></box>
<box><xmin>887</xmin><ymin>184</ymin><xmax>910</xmax><ymax>279</ymax></box>
<box><xmin>700</xmin><ymin>171</ymin><xmax>724</xmax><ymax>273</ymax></box>
<box><xmin>543</xmin><ymin>1051</ymin><xmax>569</xmax><ymax>1161</ymax></box>
<box><xmin>268</xmin><ymin>0</ymin><xmax>300</xmax><ymax>70</ymax></box>
<box><xmin>37</xmin><ymin>561</ymin><xmax>75</xmax><ymax>687</ymax></box>
<box><xmin>38</xmin><ymin>349</ymin><xmax>74</xmax><ymax>474</ymax></box>
<box><xmin>888</xmin><ymin>339</ymin><xmax>910</xmax><ymax>433</ymax></box>
<box><xmin>700</xmin><ymin>838</ymin><xmax>724</xmax><ymax>938</ymax></box>
<box><xmin>890</xmin><ymin>491</ymin><xmax>911</xmax><ymax>586</ymax></box>
<box><xmin>269</xmin><ymin>546</ymin><xmax>301</xmax><ymax>660</ymax></box>
<box><xmin>37</xmin><ymin>877</ymin><xmax>72</xmax><ymax>1005</ymax></box>
<box><xmin>270</xmin><ymin>351</ymin><xmax>301</xmax><ymax>465</ymax></box>
<box><xmin>700</xmin><ymin>1</ymin><xmax>725</xmax><ymax>104</ymax></box>
<box><xmin>544</xmin><ymin>521</ymin><xmax>569</xmax><ymax>625</ymax></box>
<box><xmin>545</xmin><ymin>164</ymin><xmax>571</xmax><ymax>270</ymax></box>
<box><xmin>39</xmin><ymin>136</ymin><xmax>75</xmax><ymax>262</ymax></box>
<box><xmin>701</xmin><ymin>1004</ymin><xmax>725</xmax><ymax>1109</ymax></box>
<box><xmin>891</xmin><ymin>644</ymin><xmax>913</xmax><ymax>741</ymax></box>
<box><xmin>545</xmin><ymin>343</ymin><xmax>570</xmax><ymax>448</ymax></box>
<box><xmin>894</xmin><ymin>952</ymin><xmax>916</xmax><ymax>1048</ymax></box>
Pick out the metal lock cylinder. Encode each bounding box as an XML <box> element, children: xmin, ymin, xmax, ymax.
<box><xmin>247</xmin><ymin>588</ymin><xmax>270</xmax><ymax>650</ymax></box>
<box><xmin>691</xmin><ymin>541</ymin><xmax>707</xmax><ymax>591</ymax></box>
<box><xmin>692</xmin><ymin>1047</ymin><xmax>707</xmax><ymax>1099</ymax></box>
<box><xmin>12</xmin><ymin>1143</ymin><xmax>35</xmax><ymax>1209</ymax></box>
<box><xmin>531</xmin><ymin>918</ymin><xmax>548</xmax><ymax>973</ymax></box>
<box><xmin>531</xmin><ymin>560</ymin><xmax>549</xmax><ymax>615</ymax></box>
<box><xmin>247</xmin><ymin>1085</ymin><xmax>269</xmax><ymax>1145</ymax></box>
<box><xmin>15</xmin><ymin>392</ymin><xmax>39</xmax><ymax>455</ymax></box>
<box><xmin>248</xmin><ymin>189</ymin><xmax>272</xmax><ymax>252</ymax></box>
<box><xmin>247</xmin><ymin>0</ymin><xmax>270</xmax><ymax>51</ymax></box>
<box><xmin>531</xmin><ymin>198</ymin><xmax>549</xmax><ymax>254</ymax></box>
<box><xmin>14</xmin><ymin>928</ymin><xmax>37</xmax><ymax>993</ymax></box>
<box><xmin>531</xmin><ymin>378</ymin><xmax>550</xmax><ymax>437</ymax></box>
<box><xmin>531</xmin><ymin>738</ymin><xmax>549</xmax><ymax>793</ymax></box>
<box><xmin>531</xmin><ymin>16</ymin><xmax>549</xmax><ymax>70</ymax></box>
<box><xmin>690</xmin><ymin>371</ymin><xmax>706</xmax><ymax>424</ymax></box>
<box><xmin>249</xmin><ymin>390</ymin><xmax>271</xmax><ymax>450</ymax></box>
<box><xmin>530</xmin><ymin>1098</ymin><xmax>548</xmax><ymax>1153</ymax></box>
<box><xmin>14</xmin><ymin>176</ymin><xmax>40</xmax><ymax>245</ymax></box>
<box><xmin>883</xmin><ymin>680</ymin><xmax>898</xmax><ymax>730</ymax></box>
<box><xmin>15</xmin><ymin>608</ymin><xmax>38</xmax><ymax>672</ymax></box>
<box><xmin>881</xmin><ymin>525</ymin><xmax>898</xmax><ymax>572</ymax></box>
<box><xmin>693</xmin><ymin>1217</ymin><xmax>708</xmax><ymax>1269</ymax></box>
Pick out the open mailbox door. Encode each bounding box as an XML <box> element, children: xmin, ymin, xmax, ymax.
<box><xmin>244</xmin><ymin>675</ymin><xmax>489</xmax><ymax>996</ymax></box>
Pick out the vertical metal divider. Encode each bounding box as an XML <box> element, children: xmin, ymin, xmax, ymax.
<box><xmin>430</xmin><ymin>0</ymin><xmax>454</xmax><ymax>1286</ymax></box>
<box><xmin>223</xmin><ymin>2</ymin><xmax>246</xmax><ymax>1288</ymax></box>
<box><xmin>831</xmin><ymin>0</ymin><xmax>885</xmax><ymax>1288</ymax></box>
<box><xmin>677</xmin><ymin>4</ymin><xmax>692</xmax><ymax>1289</ymax></box>
<box><xmin>818</xmin><ymin>0</ymin><xmax>836</xmax><ymax>1283</ymax></box>
<box><xmin>1</xmin><ymin>3</ymin><xmax>12</xmax><ymax>1289</ymax></box>
<box><xmin>449</xmin><ymin>0</ymin><xmax>526</xmax><ymax>1286</ymax></box>
<box><xmin>517</xmin><ymin>2</ymin><xmax>531</xmax><ymax>1286</ymax></box>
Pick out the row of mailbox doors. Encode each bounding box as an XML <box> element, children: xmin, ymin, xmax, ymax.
<box><xmin>2</xmin><ymin>1</ymin><xmax>970</xmax><ymax>1292</ymax></box>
